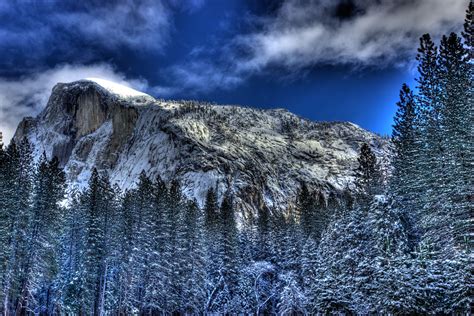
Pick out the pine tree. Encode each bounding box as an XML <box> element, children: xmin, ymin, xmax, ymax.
<box><xmin>461</xmin><ymin>0</ymin><xmax>474</xmax><ymax>257</ymax></box>
<box><xmin>277</xmin><ymin>271</ymin><xmax>306</xmax><ymax>315</ymax></box>
<box><xmin>414</xmin><ymin>33</ymin><xmax>444</xmax><ymax>220</ymax></box>
<box><xmin>299</xmin><ymin>185</ymin><xmax>330</xmax><ymax>243</ymax></box>
<box><xmin>1</xmin><ymin>139</ymin><xmax>34</xmax><ymax>314</ymax></box>
<box><xmin>144</xmin><ymin>177</ymin><xmax>181</xmax><ymax>312</ymax></box>
<box><xmin>127</xmin><ymin>171</ymin><xmax>156</xmax><ymax>312</ymax></box>
<box><xmin>362</xmin><ymin>197</ymin><xmax>412</xmax><ymax>313</ymax></box>
<box><xmin>164</xmin><ymin>179</ymin><xmax>182</xmax><ymax>311</ymax></box>
<box><xmin>203</xmin><ymin>186</ymin><xmax>221</xmax><ymax>312</ymax></box>
<box><xmin>310</xmin><ymin>196</ymin><xmax>412</xmax><ymax>313</ymax></box>
<box><xmin>437</xmin><ymin>32</ymin><xmax>472</xmax><ymax>251</ymax></box>
<box><xmin>18</xmin><ymin>154</ymin><xmax>66</xmax><ymax>314</ymax></box>
<box><xmin>113</xmin><ymin>190</ymin><xmax>135</xmax><ymax>314</ymax></box>
<box><xmin>175</xmin><ymin>200</ymin><xmax>207</xmax><ymax>314</ymax></box>
<box><xmin>204</xmin><ymin>186</ymin><xmax>219</xmax><ymax>229</ymax></box>
<box><xmin>215</xmin><ymin>192</ymin><xmax>240</xmax><ymax>313</ymax></box>
<box><xmin>391</xmin><ymin>84</ymin><xmax>420</xmax><ymax>246</ymax></box>
<box><xmin>392</xmin><ymin>84</ymin><xmax>418</xmax><ymax>193</ymax></box>
<box><xmin>100</xmin><ymin>183</ymin><xmax>121</xmax><ymax>313</ymax></box>
<box><xmin>463</xmin><ymin>1</ymin><xmax>473</xmax><ymax>58</ymax></box>
<box><xmin>301</xmin><ymin>234</ymin><xmax>319</xmax><ymax>313</ymax></box>
<box><xmin>276</xmin><ymin>211</ymin><xmax>304</xmax><ymax>313</ymax></box>
<box><xmin>0</xmin><ymin>143</ymin><xmax>10</xmax><ymax>312</ymax></box>
<box><xmin>255</xmin><ymin>204</ymin><xmax>271</xmax><ymax>262</ymax></box>
<box><xmin>296</xmin><ymin>182</ymin><xmax>313</xmax><ymax>237</ymax></box>
<box><xmin>58</xmin><ymin>192</ymin><xmax>86</xmax><ymax>314</ymax></box>
<box><xmin>417</xmin><ymin>34</ymin><xmax>440</xmax><ymax>110</ymax></box>
<box><xmin>311</xmin><ymin>205</ymin><xmax>360</xmax><ymax>313</ymax></box>
<box><xmin>147</xmin><ymin>174</ymin><xmax>168</xmax><ymax>311</ymax></box>
<box><xmin>354</xmin><ymin>143</ymin><xmax>381</xmax><ymax>198</ymax></box>
<box><xmin>82</xmin><ymin>169</ymin><xmax>116</xmax><ymax>315</ymax></box>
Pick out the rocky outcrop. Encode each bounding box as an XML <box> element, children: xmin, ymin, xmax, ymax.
<box><xmin>13</xmin><ymin>117</ymin><xmax>36</xmax><ymax>140</ymax></box>
<box><xmin>14</xmin><ymin>79</ymin><xmax>391</xmax><ymax>217</ymax></box>
<box><xmin>74</xmin><ymin>88</ymin><xmax>107</xmax><ymax>138</ymax></box>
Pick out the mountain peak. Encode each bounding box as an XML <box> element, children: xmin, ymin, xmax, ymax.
<box><xmin>14</xmin><ymin>80</ymin><xmax>390</xmax><ymax>217</ymax></box>
<box><xmin>83</xmin><ymin>77</ymin><xmax>152</xmax><ymax>99</ymax></box>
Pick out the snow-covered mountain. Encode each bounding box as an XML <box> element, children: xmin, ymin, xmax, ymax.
<box><xmin>14</xmin><ymin>79</ymin><xmax>390</xmax><ymax>217</ymax></box>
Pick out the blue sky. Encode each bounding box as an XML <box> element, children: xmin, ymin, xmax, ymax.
<box><xmin>0</xmin><ymin>0</ymin><xmax>468</xmax><ymax>142</ymax></box>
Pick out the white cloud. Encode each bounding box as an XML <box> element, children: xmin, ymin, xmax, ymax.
<box><xmin>0</xmin><ymin>64</ymin><xmax>149</xmax><ymax>145</ymax></box>
<box><xmin>236</xmin><ymin>0</ymin><xmax>468</xmax><ymax>71</ymax></box>
<box><xmin>158</xmin><ymin>0</ymin><xmax>468</xmax><ymax>94</ymax></box>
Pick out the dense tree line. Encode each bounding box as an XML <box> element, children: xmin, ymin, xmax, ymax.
<box><xmin>0</xmin><ymin>4</ymin><xmax>472</xmax><ymax>315</ymax></box>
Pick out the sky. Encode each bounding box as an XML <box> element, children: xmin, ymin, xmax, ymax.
<box><xmin>0</xmin><ymin>0</ymin><xmax>469</xmax><ymax>143</ymax></box>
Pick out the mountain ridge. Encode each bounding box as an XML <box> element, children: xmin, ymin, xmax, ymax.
<box><xmin>14</xmin><ymin>79</ymin><xmax>390</xmax><ymax>217</ymax></box>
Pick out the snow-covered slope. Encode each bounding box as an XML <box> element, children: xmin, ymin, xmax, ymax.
<box><xmin>14</xmin><ymin>79</ymin><xmax>390</xmax><ymax>218</ymax></box>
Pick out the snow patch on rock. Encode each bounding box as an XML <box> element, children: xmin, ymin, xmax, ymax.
<box><xmin>85</xmin><ymin>77</ymin><xmax>149</xmax><ymax>98</ymax></box>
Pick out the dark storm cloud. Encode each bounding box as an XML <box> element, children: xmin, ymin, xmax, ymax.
<box><xmin>333</xmin><ymin>0</ymin><xmax>361</xmax><ymax>20</ymax></box>
<box><xmin>0</xmin><ymin>0</ymin><xmax>171</xmax><ymax>74</ymax></box>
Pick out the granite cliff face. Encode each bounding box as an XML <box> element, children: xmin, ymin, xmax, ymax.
<box><xmin>14</xmin><ymin>79</ymin><xmax>390</xmax><ymax>218</ymax></box>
